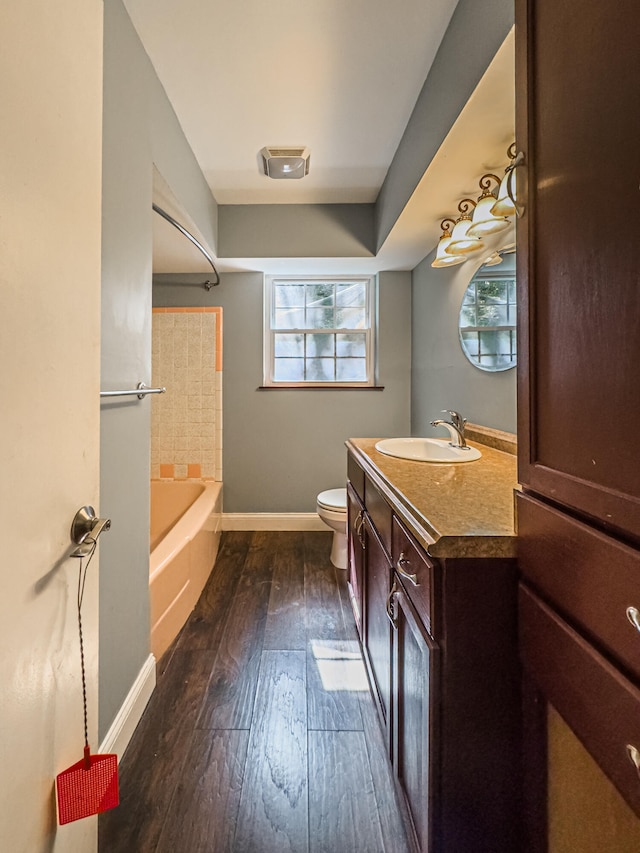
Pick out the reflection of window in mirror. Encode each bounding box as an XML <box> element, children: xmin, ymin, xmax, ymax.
<box><xmin>459</xmin><ymin>249</ymin><xmax>516</xmax><ymax>372</ymax></box>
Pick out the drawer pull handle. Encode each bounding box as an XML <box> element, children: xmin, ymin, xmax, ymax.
<box><xmin>396</xmin><ymin>552</ymin><xmax>419</xmax><ymax>587</ymax></box>
<box><xmin>386</xmin><ymin>581</ymin><xmax>398</xmax><ymax>629</ymax></box>
<box><xmin>355</xmin><ymin>512</ymin><xmax>365</xmax><ymax>549</ymax></box>
<box><xmin>626</xmin><ymin>607</ymin><xmax>640</xmax><ymax>634</ymax></box>
<box><xmin>626</xmin><ymin>744</ymin><xmax>640</xmax><ymax>778</ymax></box>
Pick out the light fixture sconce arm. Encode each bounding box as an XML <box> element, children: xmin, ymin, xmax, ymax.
<box><xmin>506</xmin><ymin>151</ymin><xmax>526</xmax><ymax>217</ymax></box>
<box><xmin>457</xmin><ymin>198</ymin><xmax>477</xmax><ymax>216</ymax></box>
<box><xmin>440</xmin><ymin>218</ymin><xmax>457</xmax><ymax>233</ymax></box>
<box><xmin>478</xmin><ymin>174</ymin><xmax>502</xmax><ymax>193</ymax></box>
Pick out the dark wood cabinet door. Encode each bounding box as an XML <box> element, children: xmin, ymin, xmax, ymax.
<box><xmin>516</xmin><ymin>0</ymin><xmax>640</xmax><ymax>541</ymax></box>
<box><xmin>347</xmin><ymin>483</ymin><xmax>365</xmax><ymax>636</ymax></box>
<box><xmin>393</xmin><ymin>584</ymin><xmax>439</xmax><ymax>853</ymax></box>
<box><xmin>363</xmin><ymin>515</ymin><xmax>393</xmax><ymax>743</ymax></box>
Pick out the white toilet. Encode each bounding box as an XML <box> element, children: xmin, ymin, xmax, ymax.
<box><xmin>316</xmin><ymin>488</ymin><xmax>348</xmax><ymax>569</ymax></box>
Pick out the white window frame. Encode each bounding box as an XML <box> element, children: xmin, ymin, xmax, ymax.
<box><xmin>263</xmin><ymin>274</ymin><xmax>376</xmax><ymax>388</ymax></box>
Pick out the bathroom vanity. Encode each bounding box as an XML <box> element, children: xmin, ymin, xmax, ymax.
<box><xmin>346</xmin><ymin>435</ymin><xmax>521</xmax><ymax>853</ymax></box>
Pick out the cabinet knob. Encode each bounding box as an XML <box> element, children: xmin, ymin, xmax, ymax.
<box><xmin>626</xmin><ymin>606</ymin><xmax>640</xmax><ymax>634</ymax></box>
<box><xmin>396</xmin><ymin>552</ymin><xmax>419</xmax><ymax>587</ymax></box>
<box><xmin>626</xmin><ymin>744</ymin><xmax>640</xmax><ymax>778</ymax></box>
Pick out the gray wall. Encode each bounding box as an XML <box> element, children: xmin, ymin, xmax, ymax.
<box><xmin>100</xmin><ymin>0</ymin><xmax>218</xmax><ymax>739</ymax></box>
<box><xmin>219</xmin><ymin>204</ymin><xmax>375</xmax><ymax>259</ymax></box>
<box><xmin>411</xmin><ymin>249</ymin><xmax>517</xmax><ymax>436</ymax></box>
<box><xmin>153</xmin><ymin>271</ymin><xmax>412</xmax><ymax>511</ymax></box>
<box><xmin>375</xmin><ymin>0</ymin><xmax>514</xmax><ymax>251</ymax></box>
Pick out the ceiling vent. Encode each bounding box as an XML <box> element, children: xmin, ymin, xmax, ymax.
<box><xmin>260</xmin><ymin>146</ymin><xmax>310</xmax><ymax>180</ymax></box>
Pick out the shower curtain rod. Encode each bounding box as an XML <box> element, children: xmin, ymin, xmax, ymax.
<box><xmin>152</xmin><ymin>203</ymin><xmax>220</xmax><ymax>289</ymax></box>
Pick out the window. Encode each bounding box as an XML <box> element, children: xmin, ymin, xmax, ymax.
<box><xmin>458</xmin><ymin>251</ymin><xmax>517</xmax><ymax>372</ymax></box>
<box><xmin>264</xmin><ymin>276</ymin><xmax>375</xmax><ymax>386</ymax></box>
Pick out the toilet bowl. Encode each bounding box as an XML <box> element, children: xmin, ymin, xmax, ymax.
<box><xmin>316</xmin><ymin>488</ymin><xmax>348</xmax><ymax>569</ymax></box>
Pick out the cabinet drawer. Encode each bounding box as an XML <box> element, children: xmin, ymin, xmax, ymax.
<box><xmin>347</xmin><ymin>452</ymin><xmax>365</xmax><ymax>503</ymax></box>
<box><xmin>392</xmin><ymin>516</ymin><xmax>433</xmax><ymax>634</ymax></box>
<box><xmin>517</xmin><ymin>493</ymin><xmax>640</xmax><ymax>682</ymax></box>
<box><xmin>365</xmin><ymin>475</ymin><xmax>392</xmax><ymax>557</ymax></box>
<box><xmin>520</xmin><ymin>584</ymin><xmax>640</xmax><ymax>818</ymax></box>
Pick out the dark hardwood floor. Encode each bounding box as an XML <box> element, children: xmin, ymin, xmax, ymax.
<box><xmin>99</xmin><ymin>531</ymin><xmax>411</xmax><ymax>853</ymax></box>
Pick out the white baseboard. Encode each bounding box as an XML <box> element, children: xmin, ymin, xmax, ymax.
<box><xmin>222</xmin><ymin>513</ymin><xmax>327</xmax><ymax>531</ymax></box>
<box><xmin>99</xmin><ymin>653</ymin><xmax>156</xmax><ymax>760</ymax></box>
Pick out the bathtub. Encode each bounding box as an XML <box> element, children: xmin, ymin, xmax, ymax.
<box><xmin>150</xmin><ymin>480</ymin><xmax>222</xmax><ymax>660</ymax></box>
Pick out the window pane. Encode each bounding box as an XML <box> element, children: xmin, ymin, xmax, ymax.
<box><xmin>336</xmin><ymin>282</ymin><xmax>366</xmax><ymax>307</ymax></box>
<box><xmin>305</xmin><ymin>333</ymin><xmax>335</xmax><ymax>357</ymax></box>
<box><xmin>336</xmin><ymin>358</ymin><xmax>367</xmax><ymax>381</ymax></box>
<box><xmin>478</xmin><ymin>280</ymin><xmax>507</xmax><ymax>301</ymax></box>
<box><xmin>495</xmin><ymin>330</ymin><xmax>516</xmax><ymax>356</ymax></box>
<box><xmin>306</xmin><ymin>283</ymin><xmax>335</xmax><ymax>306</ymax></box>
<box><xmin>336</xmin><ymin>306</ymin><xmax>366</xmax><ymax>329</ymax></box>
<box><xmin>273</xmin><ymin>358</ymin><xmax>304</xmax><ymax>381</ymax></box>
<box><xmin>274</xmin><ymin>306</ymin><xmax>305</xmax><ymax>329</ymax></box>
<box><xmin>274</xmin><ymin>333</ymin><xmax>304</xmax><ymax>357</ymax></box>
<box><xmin>476</xmin><ymin>300</ymin><xmax>507</xmax><ymax>327</ymax></box>
<box><xmin>459</xmin><ymin>304</ymin><xmax>477</xmax><ymax>328</ymax></box>
<box><xmin>306</xmin><ymin>307</ymin><xmax>334</xmax><ymax>329</ymax></box>
<box><xmin>306</xmin><ymin>358</ymin><xmax>335</xmax><ymax>381</ymax></box>
<box><xmin>478</xmin><ymin>329</ymin><xmax>499</xmax><ymax>355</ymax></box>
<box><xmin>275</xmin><ymin>284</ymin><xmax>304</xmax><ymax>307</ymax></box>
<box><xmin>460</xmin><ymin>330</ymin><xmax>479</xmax><ymax>357</ymax></box>
<box><xmin>336</xmin><ymin>333</ymin><xmax>366</xmax><ymax>357</ymax></box>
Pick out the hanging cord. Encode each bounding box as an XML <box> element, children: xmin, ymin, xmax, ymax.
<box><xmin>76</xmin><ymin>537</ymin><xmax>98</xmax><ymax>768</ymax></box>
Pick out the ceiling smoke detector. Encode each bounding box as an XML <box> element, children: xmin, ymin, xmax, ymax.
<box><xmin>260</xmin><ymin>146</ymin><xmax>310</xmax><ymax>180</ymax></box>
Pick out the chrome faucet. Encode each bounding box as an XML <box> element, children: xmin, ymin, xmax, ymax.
<box><xmin>430</xmin><ymin>409</ymin><xmax>469</xmax><ymax>449</ymax></box>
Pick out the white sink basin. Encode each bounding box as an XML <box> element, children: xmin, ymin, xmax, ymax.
<box><xmin>375</xmin><ymin>437</ymin><xmax>482</xmax><ymax>463</ymax></box>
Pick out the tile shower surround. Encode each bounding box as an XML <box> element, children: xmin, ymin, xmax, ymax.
<box><xmin>151</xmin><ymin>307</ymin><xmax>222</xmax><ymax>480</ymax></box>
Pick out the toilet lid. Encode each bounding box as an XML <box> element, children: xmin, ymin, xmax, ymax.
<box><xmin>317</xmin><ymin>488</ymin><xmax>347</xmax><ymax>512</ymax></box>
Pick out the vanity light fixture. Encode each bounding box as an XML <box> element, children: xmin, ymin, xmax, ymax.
<box><xmin>445</xmin><ymin>199</ymin><xmax>486</xmax><ymax>256</ymax></box>
<box><xmin>467</xmin><ymin>174</ymin><xmax>511</xmax><ymax>238</ymax></box>
<box><xmin>432</xmin><ymin>219</ymin><xmax>468</xmax><ymax>268</ymax></box>
<box><xmin>430</xmin><ymin>142</ymin><xmax>524</xmax><ymax>270</ymax></box>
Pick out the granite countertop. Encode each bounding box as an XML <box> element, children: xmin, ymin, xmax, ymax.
<box><xmin>346</xmin><ymin>434</ymin><xmax>519</xmax><ymax>559</ymax></box>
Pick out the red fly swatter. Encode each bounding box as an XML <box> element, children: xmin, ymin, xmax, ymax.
<box><xmin>56</xmin><ymin>534</ymin><xmax>119</xmax><ymax>824</ymax></box>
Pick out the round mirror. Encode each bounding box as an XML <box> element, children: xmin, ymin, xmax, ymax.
<box><xmin>458</xmin><ymin>248</ymin><xmax>516</xmax><ymax>372</ymax></box>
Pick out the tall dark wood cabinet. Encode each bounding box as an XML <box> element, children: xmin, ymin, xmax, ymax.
<box><xmin>515</xmin><ymin>0</ymin><xmax>640</xmax><ymax>846</ymax></box>
<box><xmin>517</xmin><ymin>0</ymin><xmax>640</xmax><ymax>541</ymax></box>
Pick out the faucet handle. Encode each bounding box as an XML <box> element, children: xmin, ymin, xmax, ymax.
<box><xmin>442</xmin><ymin>410</ymin><xmax>467</xmax><ymax>432</ymax></box>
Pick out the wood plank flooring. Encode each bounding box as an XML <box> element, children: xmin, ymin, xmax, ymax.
<box><xmin>99</xmin><ymin>531</ymin><xmax>411</xmax><ymax>853</ymax></box>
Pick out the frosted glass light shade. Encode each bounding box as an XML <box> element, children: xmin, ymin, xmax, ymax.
<box><xmin>490</xmin><ymin>170</ymin><xmax>517</xmax><ymax>217</ymax></box>
<box><xmin>481</xmin><ymin>252</ymin><xmax>503</xmax><ymax>267</ymax></box>
<box><xmin>432</xmin><ymin>232</ymin><xmax>467</xmax><ymax>268</ymax></box>
<box><xmin>445</xmin><ymin>216</ymin><xmax>485</xmax><ymax>256</ymax></box>
<box><xmin>467</xmin><ymin>194</ymin><xmax>511</xmax><ymax>237</ymax></box>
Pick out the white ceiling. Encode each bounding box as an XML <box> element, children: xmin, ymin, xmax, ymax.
<box><xmin>124</xmin><ymin>0</ymin><xmax>459</xmax><ymax>204</ymax></box>
<box><xmin>126</xmin><ymin>0</ymin><xmax>515</xmax><ymax>273</ymax></box>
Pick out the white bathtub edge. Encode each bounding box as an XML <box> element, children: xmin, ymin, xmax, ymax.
<box><xmin>222</xmin><ymin>513</ymin><xmax>327</xmax><ymax>531</ymax></box>
<box><xmin>99</xmin><ymin>653</ymin><xmax>156</xmax><ymax>761</ymax></box>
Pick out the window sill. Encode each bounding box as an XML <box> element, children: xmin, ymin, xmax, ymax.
<box><xmin>257</xmin><ymin>385</ymin><xmax>385</xmax><ymax>391</ymax></box>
